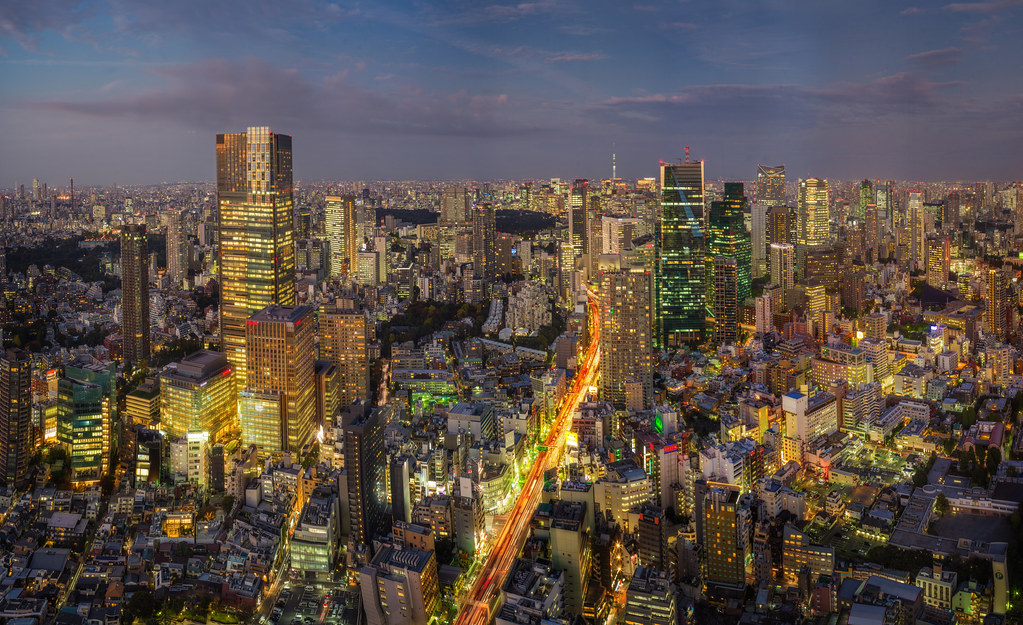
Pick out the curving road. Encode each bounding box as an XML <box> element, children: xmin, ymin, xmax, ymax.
<box><xmin>454</xmin><ymin>292</ymin><xmax>600</xmax><ymax>625</ymax></box>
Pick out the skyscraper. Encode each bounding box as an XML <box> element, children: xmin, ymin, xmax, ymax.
<box><xmin>702</xmin><ymin>486</ymin><xmax>750</xmax><ymax>591</ymax></box>
<box><xmin>707</xmin><ymin>182</ymin><xmax>752</xmax><ymax>310</ymax></box>
<box><xmin>326</xmin><ymin>195</ymin><xmax>358</xmax><ymax>280</ymax></box>
<box><xmin>569</xmin><ymin>179</ymin><xmax>589</xmax><ymax>271</ymax></box>
<box><xmin>160</xmin><ymin>350</ymin><xmax>237</xmax><ymax>442</ymax></box>
<box><xmin>472</xmin><ymin>202</ymin><xmax>496</xmax><ymax>278</ymax></box>
<box><xmin>908</xmin><ymin>191</ymin><xmax>925</xmax><ymax>270</ymax></box>
<box><xmin>344</xmin><ymin>402</ymin><xmax>390</xmax><ymax>547</ymax></box>
<box><xmin>713</xmin><ymin>257</ymin><xmax>739</xmax><ymax>345</ymax></box>
<box><xmin>320</xmin><ymin>305</ymin><xmax>370</xmax><ymax>409</ymax></box>
<box><xmin>769</xmin><ymin>243</ymin><xmax>795</xmax><ymax>295</ymax></box>
<box><xmin>238</xmin><ymin>304</ymin><xmax>315</xmax><ymax>454</ymax></box>
<box><xmin>986</xmin><ymin>268</ymin><xmax>1009</xmax><ymax>341</ymax></box>
<box><xmin>751</xmin><ymin>202</ymin><xmax>768</xmax><ymax>278</ymax></box>
<box><xmin>121</xmin><ymin>224</ymin><xmax>150</xmax><ymax>368</ymax></box>
<box><xmin>440</xmin><ymin>187</ymin><xmax>471</xmax><ymax>223</ymax></box>
<box><xmin>656</xmin><ymin>157</ymin><xmax>707</xmax><ymax>347</ymax></box>
<box><xmin>796</xmin><ymin>178</ymin><xmax>829</xmax><ymax>276</ymax></box>
<box><xmin>926</xmin><ymin>236</ymin><xmax>951</xmax><ymax>288</ymax></box>
<box><xmin>217</xmin><ymin>126</ymin><xmax>296</xmax><ymax>387</ymax></box>
<box><xmin>767</xmin><ymin>204</ymin><xmax>793</xmax><ymax>246</ymax></box>
<box><xmin>857</xmin><ymin>180</ymin><xmax>873</xmax><ymax>221</ymax></box>
<box><xmin>0</xmin><ymin>349</ymin><xmax>32</xmax><ymax>488</ymax></box>
<box><xmin>58</xmin><ymin>359</ymin><xmax>115</xmax><ymax>486</ymax></box>
<box><xmin>166</xmin><ymin>208</ymin><xmax>187</xmax><ymax>286</ymax></box>
<box><xmin>598</xmin><ymin>270</ymin><xmax>653</xmax><ymax>407</ymax></box>
<box><xmin>756</xmin><ymin>164</ymin><xmax>785</xmax><ymax>205</ymax></box>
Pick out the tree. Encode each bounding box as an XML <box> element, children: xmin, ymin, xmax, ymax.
<box><xmin>935</xmin><ymin>492</ymin><xmax>950</xmax><ymax>517</ymax></box>
<box><xmin>123</xmin><ymin>589</ymin><xmax>157</xmax><ymax>624</ymax></box>
<box><xmin>986</xmin><ymin>447</ymin><xmax>1001</xmax><ymax>475</ymax></box>
<box><xmin>221</xmin><ymin>495</ymin><xmax>235</xmax><ymax>513</ymax></box>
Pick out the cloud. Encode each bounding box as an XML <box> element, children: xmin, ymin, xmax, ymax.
<box><xmin>900</xmin><ymin>6</ymin><xmax>925</xmax><ymax>14</ymax></box>
<box><xmin>593</xmin><ymin>73</ymin><xmax>967</xmax><ymax>130</ymax></box>
<box><xmin>944</xmin><ymin>0</ymin><xmax>1023</xmax><ymax>12</ymax></box>
<box><xmin>32</xmin><ymin>57</ymin><xmax>542</xmax><ymax>138</ymax></box>
<box><xmin>661</xmin><ymin>21</ymin><xmax>696</xmax><ymax>30</ymax></box>
<box><xmin>489</xmin><ymin>45</ymin><xmax>606</xmax><ymax>64</ymax></box>
<box><xmin>559</xmin><ymin>24</ymin><xmax>611</xmax><ymax>36</ymax></box>
<box><xmin>544</xmin><ymin>52</ymin><xmax>607</xmax><ymax>63</ymax></box>
<box><xmin>429</xmin><ymin>1</ymin><xmax>560</xmax><ymax>25</ymax></box>
<box><xmin>906</xmin><ymin>47</ymin><xmax>964</xmax><ymax>68</ymax></box>
<box><xmin>0</xmin><ymin>0</ymin><xmax>97</xmax><ymax>53</ymax></box>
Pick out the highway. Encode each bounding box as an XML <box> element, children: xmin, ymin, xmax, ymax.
<box><xmin>454</xmin><ymin>291</ymin><xmax>600</xmax><ymax>625</ymax></box>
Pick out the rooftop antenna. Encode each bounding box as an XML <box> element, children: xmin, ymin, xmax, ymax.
<box><xmin>684</xmin><ymin>146</ymin><xmax>691</xmax><ymax>164</ymax></box>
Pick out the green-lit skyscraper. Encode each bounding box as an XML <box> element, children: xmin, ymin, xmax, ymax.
<box><xmin>858</xmin><ymin>180</ymin><xmax>873</xmax><ymax>221</ymax></box>
<box><xmin>707</xmin><ymin>182</ymin><xmax>752</xmax><ymax>314</ymax></box>
<box><xmin>656</xmin><ymin>156</ymin><xmax>707</xmax><ymax>347</ymax></box>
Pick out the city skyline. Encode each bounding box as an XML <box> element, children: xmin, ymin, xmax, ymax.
<box><xmin>1</xmin><ymin>1</ymin><xmax>1022</xmax><ymax>184</ymax></box>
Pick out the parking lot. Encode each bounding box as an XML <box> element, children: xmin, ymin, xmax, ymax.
<box><xmin>268</xmin><ymin>582</ymin><xmax>358</xmax><ymax>625</ymax></box>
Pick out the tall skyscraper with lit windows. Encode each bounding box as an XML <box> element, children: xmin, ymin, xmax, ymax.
<box><xmin>569</xmin><ymin>179</ymin><xmax>590</xmax><ymax>271</ymax></box>
<box><xmin>908</xmin><ymin>191</ymin><xmax>925</xmax><ymax>270</ymax></box>
<box><xmin>0</xmin><ymin>348</ymin><xmax>32</xmax><ymax>489</ymax></box>
<box><xmin>326</xmin><ymin>195</ymin><xmax>358</xmax><ymax>279</ymax></box>
<box><xmin>320</xmin><ymin>305</ymin><xmax>370</xmax><ymax>409</ymax></box>
<box><xmin>166</xmin><ymin>208</ymin><xmax>187</xmax><ymax>287</ymax></box>
<box><xmin>756</xmin><ymin>164</ymin><xmax>785</xmax><ymax>205</ymax></box>
<box><xmin>796</xmin><ymin>178</ymin><xmax>829</xmax><ymax>275</ymax></box>
<box><xmin>599</xmin><ymin>269</ymin><xmax>653</xmax><ymax>407</ymax></box>
<box><xmin>216</xmin><ymin>126</ymin><xmax>296</xmax><ymax>388</ymax></box>
<box><xmin>121</xmin><ymin>224</ymin><xmax>150</xmax><ymax>368</ymax></box>
<box><xmin>656</xmin><ymin>156</ymin><xmax>707</xmax><ymax>347</ymax></box>
<box><xmin>707</xmin><ymin>183</ymin><xmax>752</xmax><ymax>311</ymax></box>
<box><xmin>713</xmin><ymin>257</ymin><xmax>739</xmax><ymax>345</ymax></box>
<box><xmin>239</xmin><ymin>304</ymin><xmax>315</xmax><ymax>454</ymax></box>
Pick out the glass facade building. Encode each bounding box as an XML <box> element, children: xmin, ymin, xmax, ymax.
<box><xmin>159</xmin><ymin>350</ymin><xmax>237</xmax><ymax>442</ymax></box>
<box><xmin>656</xmin><ymin>160</ymin><xmax>707</xmax><ymax>347</ymax></box>
<box><xmin>121</xmin><ymin>224</ymin><xmax>150</xmax><ymax>367</ymax></box>
<box><xmin>217</xmin><ymin>126</ymin><xmax>296</xmax><ymax>388</ymax></box>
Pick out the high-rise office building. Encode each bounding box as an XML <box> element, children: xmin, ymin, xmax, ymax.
<box><xmin>756</xmin><ymin>164</ymin><xmax>785</xmax><ymax>205</ymax></box>
<box><xmin>121</xmin><ymin>224</ymin><xmax>150</xmax><ymax>367</ymax></box>
<box><xmin>472</xmin><ymin>202</ymin><xmax>496</xmax><ymax>278</ymax></box>
<box><xmin>320</xmin><ymin>305</ymin><xmax>370</xmax><ymax>409</ymax></box>
<box><xmin>160</xmin><ymin>350</ymin><xmax>237</xmax><ymax>442</ymax></box>
<box><xmin>656</xmin><ymin>158</ymin><xmax>707</xmax><ymax>347</ymax></box>
<box><xmin>166</xmin><ymin>209</ymin><xmax>187</xmax><ymax>286</ymax></box>
<box><xmin>702</xmin><ymin>486</ymin><xmax>750</xmax><ymax>591</ymax></box>
<box><xmin>864</xmin><ymin>204</ymin><xmax>880</xmax><ymax>263</ymax></box>
<box><xmin>769</xmin><ymin>243</ymin><xmax>795</xmax><ymax>294</ymax></box>
<box><xmin>217</xmin><ymin>126</ymin><xmax>296</xmax><ymax>387</ymax></box>
<box><xmin>926</xmin><ymin>236</ymin><xmax>951</xmax><ymax>288</ymax></box>
<box><xmin>0</xmin><ymin>349</ymin><xmax>32</xmax><ymax>488</ymax></box>
<box><xmin>325</xmin><ymin>195</ymin><xmax>358</xmax><ymax>279</ymax></box>
<box><xmin>344</xmin><ymin>402</ymin><xmax>391</xmax><ymax>546</ymax></box>
<box><xmin>239</xmin><ymin>304</ymin><xmax>315</xmax><ymax>454</ymax></box>
<box><xmin>857</xmin><ymin>180</ymin><xmax>873</xmax><ymax>221</ymax></box>
<box><xmin>58</xmin><ymin>359</ymin><xmax>115</xmax><ymax>486</ymax></box>
<box><xmin>986</xmin><ymin>268</ymin><xmax>1009</xmax><ymax>341</ymax></box>
<box><xmin>796</xmin><ymin>178</ymin><xmax>829</xmax><ymax>275</ymax></box>
<box><xmin>767</xmin><ymin>205</ymin><xmax>792</xmax><ymax>246</ymax></box>
<box><xmin>598</xmin><ymin>270</ymin><xmax>653</xmax><ymax>407</ymax></box>
<box><xmin>751</xmin><ymin>202</ymin><xmax>769</xmax><ymax>278</ymax></box>
<box><xmin>707</xmin><ymin>182</ymin><xmax>752</xmax><ymax>309</ymax></box>
<box><xmin>569</xmin><ymin>179</ymin><xmax>589</xmax><ymax>263</ymax></box>
<box><xmin>908</xmin><ymin>191</ymin><xmax>925</xmax><ymax>270</ymax></box>
<box><xmin>713</xmin><ymin>258</ymin><xmax>739</xmax><ymax>345</ymax></box>
<box><xmin>440</xmin><ymin>187</ymin><xmax>471</xmax><ymax>223</ymax></box>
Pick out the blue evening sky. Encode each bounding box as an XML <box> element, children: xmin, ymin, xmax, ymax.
<box><xmin>1</xmin><ymin>0</ymin><xmax>1021</xmax><ymax>185</ymax></box>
